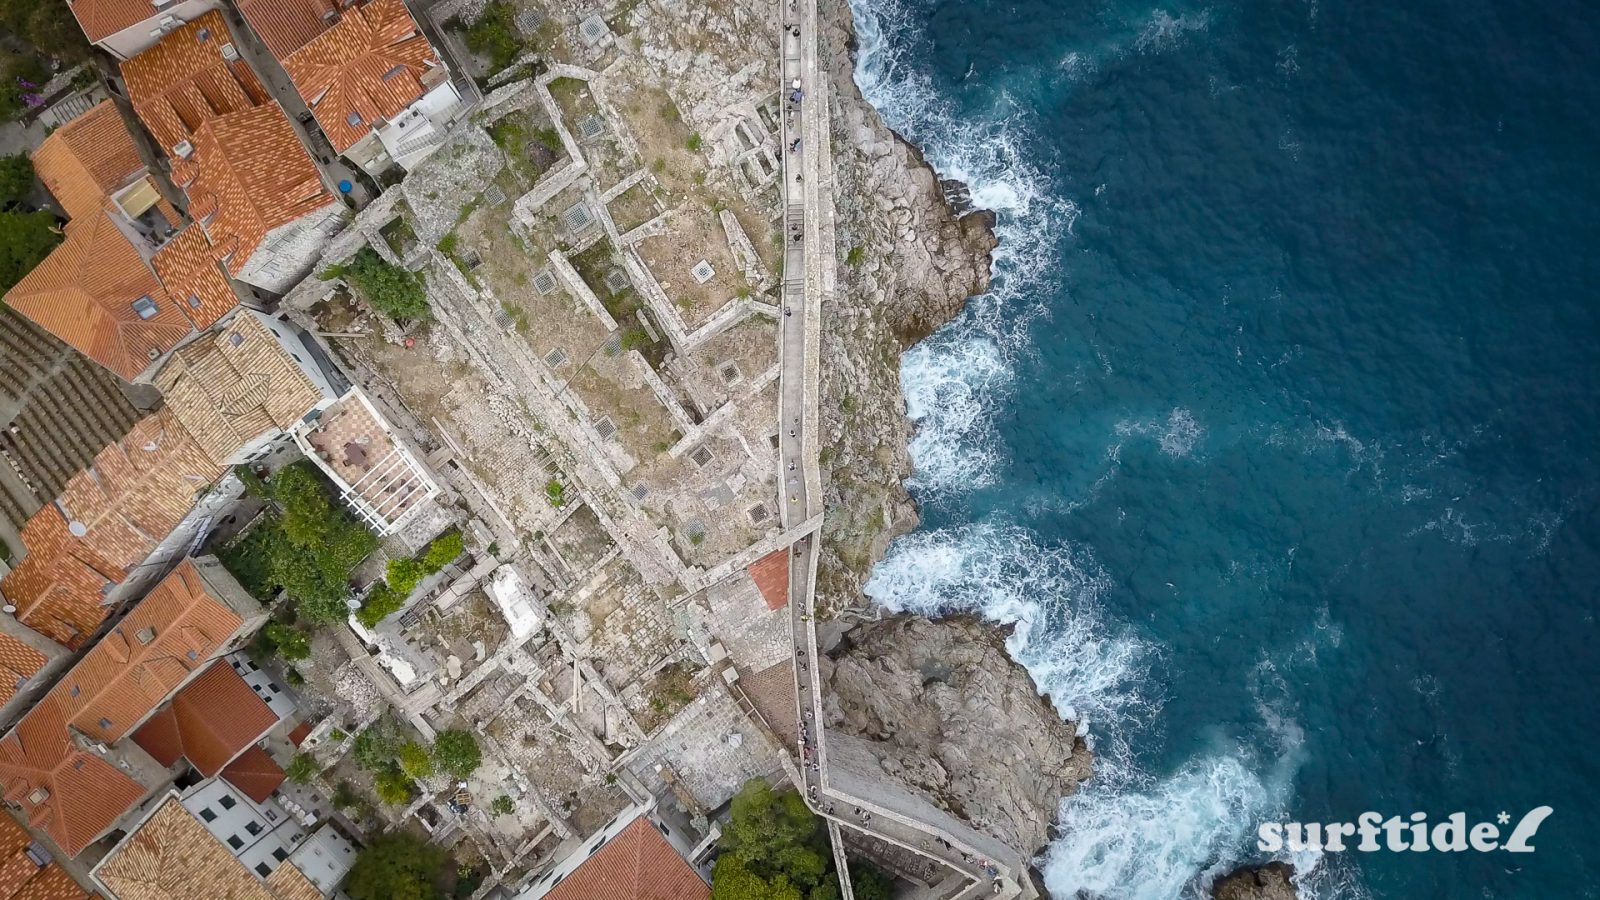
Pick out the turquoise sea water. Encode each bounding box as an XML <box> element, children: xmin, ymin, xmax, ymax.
<box><xmin>848</xmin><ymin>0</ymin><xmax>1600</xmax><ymax>898</ymax></box>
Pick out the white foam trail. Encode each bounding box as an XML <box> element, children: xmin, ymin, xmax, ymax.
<box><xmin>1115</xmin><ymin>407</ymin><xmax>1207</xmax><ymax>459</ymax></box>
<box><xmin>850</xmin><ymin>0</ymin><xmax>1077</xmax><ymax>496</ymax></box>
<box><xmin>863</xmin><ymin>523</ymin><xmax>1157</xmax><ymax>763</ymax></box>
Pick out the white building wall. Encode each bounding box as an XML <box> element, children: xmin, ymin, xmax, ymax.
<box><xmin>288</xmin><ymin>823</ymin><xmax>358</xmax><ymax>893</ymax></box>
<box><xmin>234</xmin><ymin>204</ymin><xmax>347</xmax><ymax>295</ymax></box>
<box><xmin>180</xmin><ymin>778</ymin><xmax>307</xmax><ymax>879</ymax></box>
<box><xmin>97</xmin><ymin>0</ymin><xmax>220</xmax><ymax>60</ymax></box>
<box><xmin>227</xmin><ymin>652</ymin><xmax>296</xmax><ymax>719</ymax></box>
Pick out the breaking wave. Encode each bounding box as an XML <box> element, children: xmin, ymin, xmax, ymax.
<box><xmin>850</xmin><ymin>0</ymin><xmax>1077</xmax><ymax>495</ymax></box>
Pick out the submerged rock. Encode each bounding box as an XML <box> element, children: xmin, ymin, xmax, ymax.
<box><xmin>1212</xmin><ymin>863</ymin><xmax>1301</xmax><ymax>900</ymax></box>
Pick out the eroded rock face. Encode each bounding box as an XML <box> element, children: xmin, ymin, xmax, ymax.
<box><xmin>821</xmin><ymin>616</ymin><xmax>1093</xmax><ymax>856</ymax></box>
<box><xmin>1212</xmin><ymin>863</ymin><xmax>1301</xmax><ymax>900</ymax></box>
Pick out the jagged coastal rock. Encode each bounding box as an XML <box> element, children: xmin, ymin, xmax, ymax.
<box><xmin>1211</xmin><ymin>863</ymin><xmax>1301</xmax><ymax>900</ymax></box>
<box><xmin>821</xmin><ymin>616</ymin><xmax>1093</xmax><ymax>855</ymax></box>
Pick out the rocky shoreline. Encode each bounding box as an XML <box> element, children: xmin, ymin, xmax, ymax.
<box><xmin>813</xmin><ymin>2</ymin><xmax>1299</xmax><ymax>897</ymax></box>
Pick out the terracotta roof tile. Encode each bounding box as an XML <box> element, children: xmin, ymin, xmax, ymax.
<box><xmin>544</xmin><ymin>818</ymin><xmax>710</xmax><ymax>900</ymax></box>
<box><xmin>0</xmin><ymin>691</ymin><xmax>146</xmax><ymax>857</ymax></box>
<box><xmin>0</xmin><ymin>560</ymin><xmax>250</xmax><ymax>858</ymax></box>
<box><xmin>0</xmin><ymin>812</ymin><xmax>90</xmax><ymax>900</ymax></box>
<box><xmin>0</xmin><ymin>413</ymin><xmax>225</xmax><ymax>647</ymax></box>
<box><xmin>64</xmin><ymin>0</ymin><xmax>163</xmax><ymax>46</ymax></box>
<box><xmin>46</xmin><ymin>560</ymin><xmax>245</xmax><ymax>744</ymax></box>
<box><xmin>220</xmin><ymin>746</ymin><xmax>285</xmax><ymax>804</ymax></box>
<box><xmin>152</xmin><ymin>313</ymin><xmax>323</xmax><ymax>467</ymax></box>
<box><xmin>30</xmin><ymin>101</ymin><xmax>146</xmax><ymax>222</ymax></box>
<box><xmin>262</xmin><ymin>863</ymin><xmax>321</xmax><ymax>900</ymax></box>
<box><xmin>0</xmin><ymin>636</ymin><xmax>49</xmax><ymax>706</ymax></box>
<box><xmin>237</xmin><ymin>0</ymin><xmax>339</xmax><ymax>59</ymax></box>
<box><xmin>747</xmin><ymin>549</ymin><xmax>789</xmax><ymax>610</ymax></box>
<box><xmin>131</xmin><ymin>662</ymin><xmax>277</xmax><ymax>777</ymax></box>
<box><xmin>171</xmin><ymin>103</ymin><xmax>335</xmax><ymax>279</ymax></box>
<box><xmin>283</xmin><ymin>0</ymin><xmax>443</xmax><ymax>153</ymax></box>
<box><xmin>151</xmin><ymin>226</ymin><xmax>240</xmax><ymax>331</ymax></box>
<box><xmin>123</xmin><ymin>12</ymin><xmax>272</xmax><ymax>155</ymax></box>
<box><xmin>3</xmin><ymin>208</ymin><xmax>191</xmax><ymax>382</ymax></box>
<box><xmin>287</xmin><ymin>721</ymin><xmax>311</xmax><ymax>747</ymax></box>
<box><xmin>93</xmin><ymin>797</ymin><xmax>279</xmax><ymax>900</ymax></box>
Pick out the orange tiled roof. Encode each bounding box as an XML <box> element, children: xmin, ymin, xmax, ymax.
<box><xmin>150</xmin><ymin>225</ymin><xmax>240</xmax><ymax>331</ymax></box>
<box><xmin>236</xmin><ymin>0</ymin><xmax>339</xmax><ymax>59</ymax></box>
<box><xmin>2</xmin><ymin>208</ymin><xmax>193</xmax><ymax>382</ymax></box>
<box><xmin>545</xmin><ymin>818</ymin><xmax>710</xmax><ymax>900</ymax></box>
<box><xmin>46</xmin><ymin>559</ymin><xmax>245</xmax><ymax>744</ymax></box>
<box><xmin>131</xmin><ymin>661</ymin><xmax>277</xmax><ymax>777</ymax></box>
<box><xmin>0</xmin><ymin>809</ymin><xmax>89</xmax><ymax>900</ymax></box>
<box><xmin>122</xmin><ymin>12</ymin><xmax>272</xmax><ymax>156</ymax></box>
<box><xmin>94</xmin><ymin>796</ymin><xmax>285</xmax><ymax>900</ymax></box>
<box><xmin>30</xmin><ymin>100</ymin><xmax>147</xmax><ymax>222</ymax></box>
<box><xmin>283</xmin><ymin>0</ymin><xmax>442</xmax><ymax>153</ymax></box>
<box><xmin>747</xmin><ymin>549</ymin><xmax>789</xmax><ymax>610</ymax></box>
<box><xmin>0</xmin><ymin>635</ymin><xmax>49</xmax><ymax>706</ymax></box>
<box><xmin>170</xmin><ymin>103</ymin><xmax>334</xmax><ymax>279</ymax></box>
<box><xmin>0</xmin><ymin>413</ymin><xmax>225</xmax><ymax>647</ymax></box>
<box><xmin>0</xmin><ymin>692</ymin><xmax>146</xmax><ymax>857</ymax></box>
<box><xmin>64</xmin><ymin>0</ymin><xmax>164</xmax><ymax>46</ymax></box>
<box><xmin>152</xmin><ymin>313</ymin><xmax>324</xmax><ymax>467</ymax></box>
<box><xmin>220</xmin><ymin>746</ymin><xmax>285</xmax><ymax>804</ymax></box>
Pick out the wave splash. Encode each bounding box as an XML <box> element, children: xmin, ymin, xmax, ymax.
<box><xmin>850</xmin><ymin>0</ymin><xmax>1076</xmax><ymax>496</ymax></box>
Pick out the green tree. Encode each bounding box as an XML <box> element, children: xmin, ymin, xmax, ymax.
<box><xmin>718</xmin><ymin>780</ymin><xmax>829</xmax><ymax>892</ymax></box>
<box><xmin>219</xmin><ymin>462</ymin><xmax>378</xmax><ymax>623</ymax></box>
<box><xmin>285</xmin><ymin>753</ymin><xmax>320</xmax><ymax>784</ymax></box>
<box><xmin>264</xmin><ymin>623</ymin><xmax>311</xmax><ymax>661</ymax></box>
<box><xmin>0</xmin><ymin>210</ymin><xmax>58</xmax><ymax>291</ymax></box>
<box><xmin>848</xmin><ymin>861</ymin><xmax>894</xmax><ymax>900</ymax></box>
<box><xmin>398</xmin><ymin>741</ymin><xmax>434</xmax><ymax>780</ymax></box>
<box><xmin>356</xmin><ymin>581</ymin><xmax>403</xmax><ymax>628</ymax></box>
<box><xmin>344</xmin><ymin>831</ymin><xmax>444</xmax><ymax>900</ymax></box>
<box><xmin>420</xmin><ymin>530</ymin><xmax>464</xmax><ymax>570</ymax></box>
<box><xmin>352</xmin><ymin>718</ymin><xmax>401</xmax><ymax>771</ymax></box>
<box><xmin>326</xmin><ymin>247</ymin><xmax>430</xmax><ymax>320</ymax></box>
<box><xmin>431</xmin><ymin>730</ymin><xmax>481</xmax><ymax>779</ymax></box>
<box><xmin>711</xmin><ymin>854</ymin><xmax>802</xmax><ymax>900</ymax></box>
<box><xmin>0</xmin><ymin>154</ymin><xmax>33</xmax><ymax>206</ymax></box>
<box><xmin>372</xmin><ymin>766</ymin><xmax>413</xmax><ymax>805</ymax></box>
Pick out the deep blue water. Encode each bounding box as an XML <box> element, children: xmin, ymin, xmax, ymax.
<box><xmin>849</xmin><ymin>0</ymin><xmax>1600</xmax><ymax>898</ymax></box>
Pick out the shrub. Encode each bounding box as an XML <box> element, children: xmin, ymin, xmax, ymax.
<box><xmin>0</xmin><ymin>210</ymin><xmax>59</xmax><ymax>291</ymax></box>
<box><xmin>219</xmin><ymin>463</ymin><xmax>378</xmax><ymax>624</ymax></box>
<box><xmin>386</xmin><ymin>557</ymin><xmax>426</xmax><ymax>597</ymax></box>
<box><xmin>432</xmin><ymin>730</ymin><xmax>481</xmax><ymax>779</ymax></box>
<box><xmin>352</xmin><ymin>719</ymin><xmax>401</xmax><ymax>771</ymax></box>
<box><xmin>285</xmin><ymin>753</ymin><xmax>320</xmax><ymax>784</ymax></box>
<box><xmin>331</xmin><ymin>780</ymin><xmax>361</xmax><ymax>809</ymax></box>
<box><xmin>685</xmin><ymin>132</ymin><xmax>703</xmax><ymax>152</ymax></box>
<box><xmin>264</xmin><ymin>623</ymin><xmax>311</xmax><ymax>661</ymax></box>
<box><xmin>0</xmin><ymin>154</ymin><xmax>33</xmax><ymax>205</ymax></box>
<box><xmin>372</xmin><ymin>766</ymin><xmax>413</xmax><ymax>805</ymax></box>
<box><xmin>461</xmin><ymin>0</ymin><xmax>523</xmax><ymax>73</ymax></box>
<box><xmin>490</xmin><ymin>795</ymin><xmax>515</xmax><ymax>816</ymax></box>
<box><xmin>845</xmin><ymin>245</ymin><xmax>866</xmax><ymax>267</ymax></box>
<box><xmin>345</xmin><ymin>832</ymin><xmax>444</xmax><ymax>900</ymax></box>
<box><xmin>398</xmin><ymin>741</ymin><xmax>434</xmax><ymax>780</ymax></box>
<box><xmin>545</xmin><ymin>479</ymin><xmax>565</xmax><ymax>507</ymax></box>
<box><xmin>356</xmin><ymin>581</ymin><xmax>402</xmax><ymax>628</ymax></box>
<box><xmin>325</xmin><ymin>247</ymin><xmax>430</xmax><ymax>321</ymax></box>
<box><xmin>421</xmin><ymin>531</ymin><xmax>465</xmax><ymax>570</ymax></box>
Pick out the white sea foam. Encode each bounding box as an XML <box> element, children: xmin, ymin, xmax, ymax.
<box><xmin>863</xmin><ymin>523</ymin><xmax>1157</xmax><ymax>762</ymax></box>
<box><xmin>850</xmin><ymin>0</ymin><xmax>1077</xmax><ymax>495</ymax></box>
<box><xmin>1133</xmin><ymin>9</ymin><xmax>1213</xmax><ymax>55</ymax></box>
<box><xmin>1115</xmin><ymin>407</ymin><xmax>1207</xmax><ymax>459</ymax></box>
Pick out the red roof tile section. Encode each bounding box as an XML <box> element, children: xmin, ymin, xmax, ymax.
<box><xmin>220</xmin><ymin>745</ymin><xmax>285</xmax><ymax>804</ymax></box>
<box><xmin>150</xmin><ymin>226</ymin><xmax>239</xmax><ymax>331</ymax></box>
<box><xmin>132</xmin><ymin>662</ymin><xmax>277</xmax><ymax>777</ymax></box>
<box><xmin>169</xmin><ymin>103</ymin><xmax>334</xmax><ymax>278</ymax></box>
<box><xmin>63</xmin><ymin>0</ymin><xmax>164</xmax><ymax>45</ymax></box>
<box><xmin>0</xmin><ymin>413</ymin><xmax>224</xmax><ymax>647</ymax></box>
<box><xmin>288</xmin><ymin>721</ymin><xmax>312</xmax><ymax>747</ymax></box>
<box><xmin>3</xmin><ymin>209</ymin><xmax>188</xmax><ymax>382</ymax></box>
<box><xmin>0</xmin><ymin>811</ymin><xmax>88</xmax><ymax>899</ymax></box>
<box><xmin>0</xmin><ymin>635</ymin><xmax>48</xmax><ymax>706</ymax></box>
<box><xmin>747</xmin><ymin>550</ymin><xmax>789</xmax><ymax>610</ymax></box>
<box><xmin>122</xmin><ymin>12</ymin><xmax>272</xmax><ymax>155</ymax></box>
<box><xmin>544</xmin><ymin>818</ymin><xmax>710</xmax><ymax>900</ymax></box>
<box><xmin>29</xmin><ymin>101</ymin><xmax>146</xmax><ymax>222</ymax></box>
<box><xmin>282</xmin><ymin>0</ymin><xmax>442</xmax><ymax>153</ymax></box>
<box><xmin>0</xmin><ymin>560</ymin><xmax>247</xmax><ymax>857</ymax></box>
<box><xmin>237</xmin><ymin>0</ymin><xmax>339</xmax><ymax>59</ymax></box>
